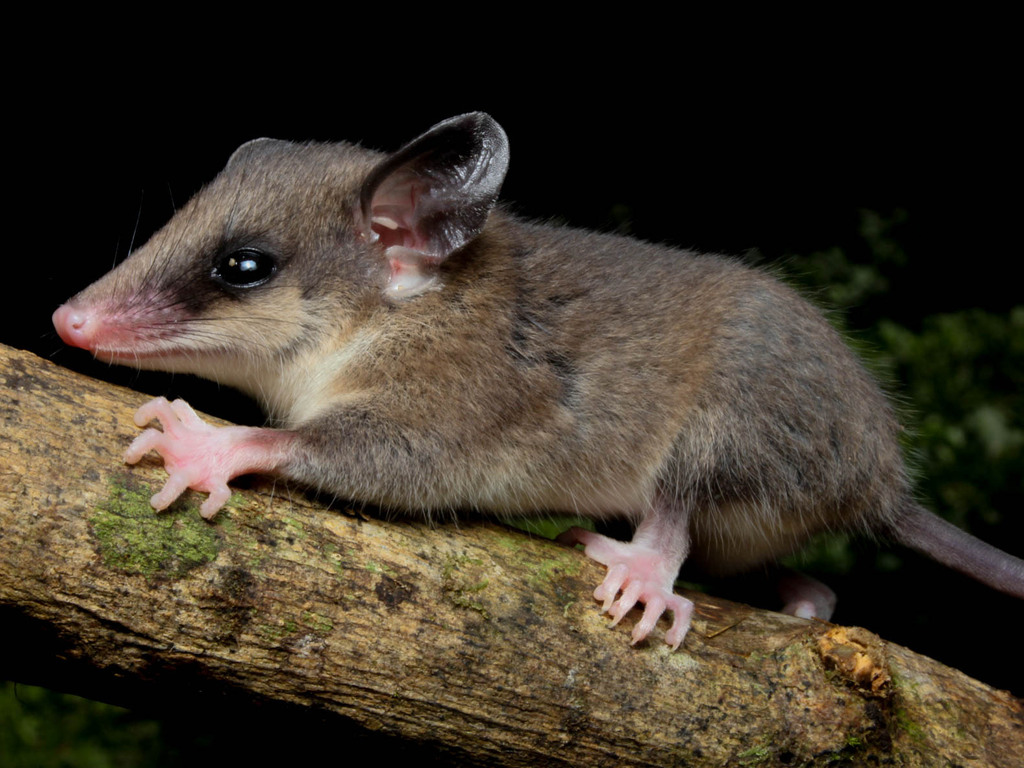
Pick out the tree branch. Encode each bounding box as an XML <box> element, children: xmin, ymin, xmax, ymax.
<box><xmin>1</xmin><ymin>343</ymin><xmax>1020</xmax><ymax>766</ymax></box>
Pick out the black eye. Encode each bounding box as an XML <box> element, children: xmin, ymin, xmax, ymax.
<box><xmin>212</xmin><ymin>248</ymin><xmax>277</xmax><ymax>288</ymax></box>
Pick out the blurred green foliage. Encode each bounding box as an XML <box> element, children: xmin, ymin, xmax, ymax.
<box><xmin>876</xmin><ymin>309</ymin><xmax>1024</xmax><ymax>530</ymax></box>
<box><xmin>784</xmin><ymin>209</ymin><xmax>908</xmax><ymax>312</ymax></box>
<box><xmin>0</xmin><ymin>682</ymin><xmax>161</xmax><ymax>768</ymax></box>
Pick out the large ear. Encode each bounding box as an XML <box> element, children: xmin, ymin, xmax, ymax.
<box><xmin>360</xmin><ymin>112</ymin><xmax>509</xmax><ymax>298</ymax></box>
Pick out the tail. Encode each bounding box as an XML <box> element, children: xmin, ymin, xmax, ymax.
<box><xmin>889</xmin><ymin>503</ymin><xmax>1024</xmax><ymax>600</ymax></box>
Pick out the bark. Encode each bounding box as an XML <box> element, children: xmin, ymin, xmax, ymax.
<box><xmin>1</xmin><ymin>342</ymin><xmax>1021</xmax><ymax>767</ymax></box>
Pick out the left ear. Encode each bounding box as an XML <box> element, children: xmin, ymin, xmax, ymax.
<box><xmin>359</xmin><ymin>112</ymin><xmax>509</xmax><ymax>298</ymax></box>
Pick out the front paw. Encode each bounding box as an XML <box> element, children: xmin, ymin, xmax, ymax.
<box><xmin>125</xmin><ymin>397</ymin><xmax>234</xmax><ymax>519</ymax></box>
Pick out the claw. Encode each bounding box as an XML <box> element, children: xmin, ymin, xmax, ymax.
<box><xmin>609</xmin><ymin>580</ymin><xmax>644</xmax><ymax>624</ymax></box>
<box><xmin>632</xmin><ymin>594</ymin><xmax>666</xmax><ymax>643</ymax></box>
<box><xmin>596</xmin><ymin>563</ymin><xmax>629</xmax><ymax>609</ymax></box>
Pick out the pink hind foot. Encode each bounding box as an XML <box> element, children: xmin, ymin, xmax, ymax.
<box><xmin>558</xmin><ymin>526</ymin><xmax>693</xmax><ymax>649</ymax></box>
<box><xmin>777</xmin><ymin>568</ymin><xmax>837</xmax><ymax>620</ymax></box>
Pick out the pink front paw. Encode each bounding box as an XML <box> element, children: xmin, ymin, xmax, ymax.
<box><xmin>125</xmin><ymin>397</ymin><xmax>235</xmax><ymax>518</ymax></box>
<box><xmin>558</xmin><ymin>527</ymin><xmax>694</xmax><ymax>650</ymax></box>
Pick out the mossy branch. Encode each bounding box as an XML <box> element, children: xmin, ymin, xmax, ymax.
<box><xmin>1</xmin><ymin>343</ymin><xmax>1020</xmax><ymax>767</ymax></box>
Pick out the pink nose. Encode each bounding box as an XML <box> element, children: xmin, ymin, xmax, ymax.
<box><xmin>52</xmin><ymin>303</ymin><xmax>96</xmax><ymax>350</ymax></box>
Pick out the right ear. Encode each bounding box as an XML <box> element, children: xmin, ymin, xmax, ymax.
<box><xmin>359</xmin><ymin>112</ymin><xmax>509</xmax><ymax>298</ymax></box>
